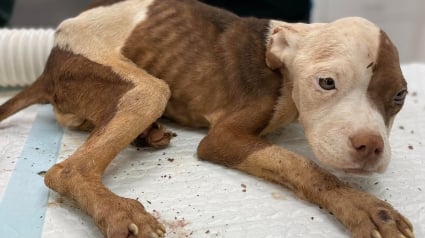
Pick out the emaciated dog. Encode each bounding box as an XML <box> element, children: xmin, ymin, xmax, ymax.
<box><xmin>0</xmin><ymin>0</ymin><xmax>413</xmax><ymax>237</ymax></box>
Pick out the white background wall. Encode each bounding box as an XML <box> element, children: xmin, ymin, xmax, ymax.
<box><xmin>312</xmin><ymin>0</ymin><xmax>425</xmax><ymax>63</ymax></box>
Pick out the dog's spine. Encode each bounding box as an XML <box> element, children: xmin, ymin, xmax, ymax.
<box><xmin>0</xmin><ymin>74</ymin><xmax>51</xmax><ymax>122</ymax></box>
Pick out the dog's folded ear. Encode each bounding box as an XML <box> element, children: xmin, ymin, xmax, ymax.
<box><xmin>266</xmin><ymin>23</ymin><xmax>323</xmax><ymax>70</ymax></box>
<box><xmin>265</xmin><ymin>27</ymin><xmax>290</xmax><ymax>70</ymax></box>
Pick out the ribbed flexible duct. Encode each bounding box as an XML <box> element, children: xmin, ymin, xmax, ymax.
<box><xmin>0</xmin><ymin>29</ymin><xmax>55</xmax><ymax>87</ymax></box>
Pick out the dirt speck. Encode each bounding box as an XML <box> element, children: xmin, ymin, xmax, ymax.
<box><xmin>37</xmin><ymin>171</ymin><xmax>47</xmax><ymax>176</ymax></box>
<box><xmin>241</xmin><ymin>184</ymin><xmax>247</xmax><ymax>192</ymax></box>
<box><xmin>408</xmin><ymin>145</ymin><xmax>414</xmax><ymax>150</ymax></box>
<box><xmin>271</xmin><ymin>191</ymin><xmax>286</xmax><ymax>200</ymax></box>
<box><xmin>167</xmin><ymin>158</ymin><xmax>175</xmax><ymax>162</ymax></box>
<box><xmin>399</xmin><ymin>125</ymin><xmax>405</xmax><ymax>130</ymax></box>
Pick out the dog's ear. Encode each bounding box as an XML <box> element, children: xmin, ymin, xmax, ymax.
<box><xmin>266</xmin><ymin>23</ymin><xmax>321</xmax><ymax>70</ymax></box>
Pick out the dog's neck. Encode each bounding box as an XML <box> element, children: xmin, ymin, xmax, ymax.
<box><xmin>260</xmin><ymin>66</ymin><xmax>299</xmax><ymax>135</ymax></box>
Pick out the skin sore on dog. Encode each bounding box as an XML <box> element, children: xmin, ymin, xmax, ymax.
<box><xmin>378</xmin><ymin>210</ymin><xmax>391</xmax><ymax>222</ymax></box>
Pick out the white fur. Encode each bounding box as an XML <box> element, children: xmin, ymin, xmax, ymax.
<box><xmin>55</xmin><ymin>0</ymin><xmax>154</xmax><ymax>61</ymax></box>
<box><xmin>54</xmin><ymin>0</ymin><xmax>156</xmax><ymax>85</ymax></box>
<box><xmin>266</xmin><ymin>17</ymin><xmax>391</xmax><ymax>173</ymax></box>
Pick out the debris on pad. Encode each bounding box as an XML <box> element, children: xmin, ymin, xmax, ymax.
<box><xmin>241</xmin><ymin>184</ymin><xmax>247</xmax><ymax>192</ymax></box>
<box><xmin>37</xmin><ymin>171</ymin><xmax>47</xmax><ymax>176</ymax></box>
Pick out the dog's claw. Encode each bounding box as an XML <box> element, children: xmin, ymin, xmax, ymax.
<box><xmin>159</xmin><ymin>223</ymin><xmax>166</xmax><ymax>232</ymax></box>
<box><xmin>371</xmin><ymin>230</ymin><xmax>382</xmax><ymax>238</ymax></box>
<box><xmin>156</xmin><ymin>228</ymin><xmax>165</xmax><ymax>236</ymax></box>
<box><xmin>149</xmin><ymin>232</ymin><xmax>159</xmax><ymax>238</ymax></box>
<box><xmin>405</xmin><ymin>229</ymin><xmax>414</xmax><ymax>238</ymax></box>
<box><xmin>403</xmin><ymin>217</ymin><xmax>413</xmax><ymax>230</ymax></box>
<box><xmin>128</xmin><ymin>223</ymin><xmax>139</xmax><ymax>235</ymax></box>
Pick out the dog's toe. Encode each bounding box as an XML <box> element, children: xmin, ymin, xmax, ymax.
<box><xmin>95</xmin><ymin>197</ymin><xmax>166</xmax><ymax>238</ymax></box>
<box><xmin>132</xmin><ymin>122</ymin><xmax>173</xmax><ymax>149</ymax></box>
<box><xmin>344</xmin><ymin>197</ymin><xmax>414</xmax><ymax>238</ymax></box>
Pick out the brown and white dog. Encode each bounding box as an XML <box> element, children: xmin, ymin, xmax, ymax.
<box><xmin>0</xmin><ymin>0</ymin><xmax>413</xmax><ymax>237</ymax></box>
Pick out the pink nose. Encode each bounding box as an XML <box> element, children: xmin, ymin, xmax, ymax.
<box><xmin>350</xmin><ymin>132</ymin><xmax>384</xmax><ymax>162</ymax></box>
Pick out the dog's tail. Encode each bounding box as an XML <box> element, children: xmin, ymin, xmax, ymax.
<box><xmin>0</xmin><ymin>73</ymin><xmax>52</xmax><ymax>122</ymax></box>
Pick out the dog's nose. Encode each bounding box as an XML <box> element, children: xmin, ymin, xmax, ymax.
<box><xmin>350</xmin><ymin>132</ymin><xmax>384</xmax><ymax>161</ymax></box>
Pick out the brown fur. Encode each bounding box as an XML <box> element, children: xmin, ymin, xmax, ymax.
<box><xmin>47</xmin><ymin>48</ymin><xmax>135</xmax><ymax>128</ymax></box>
<box><xmin>368</xmin><ymin>31</ymin><xmax>407</xmax><ymax>126</ymax></box>
<box><xmin>122</xmin><ymin>0</ymin><xmax>282</xmax><ymax>128</ymax></box>
<box><xmin>0</xmin><ymin>1</ymin><xmax>414</xmax><ymax>238</ymax></box>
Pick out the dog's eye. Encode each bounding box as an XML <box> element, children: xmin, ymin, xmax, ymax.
<box><xmin>318</xmin><ymin>77</ymin><xmax>336</xmax><ymax>90</ymax></box>
<box><xmin>393</xmin><ymin>89</ymin><xmax>408</xmax><ymax>105</ymax></box>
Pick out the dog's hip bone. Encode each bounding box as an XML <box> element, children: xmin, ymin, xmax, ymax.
<box><xmin>0</xmin><ymin>29</ymin><xmax>54</xmax><ymax>87</ymax></box>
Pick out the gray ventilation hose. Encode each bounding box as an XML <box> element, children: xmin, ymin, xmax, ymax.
<box><xmin>0</xmin><ymin>29</ymin><xmax>55</xmax><ymax>87</ymax></box>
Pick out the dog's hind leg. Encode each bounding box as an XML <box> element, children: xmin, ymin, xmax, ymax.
<box><xmin>44</xmin><ymin>54</ymin><xmax>170</xmax><ymax>238</ymax></box>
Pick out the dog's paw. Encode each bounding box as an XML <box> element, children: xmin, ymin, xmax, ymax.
<box><xmin>95</xmin><ymin>197</ymin><xmax>166</xmax><ymax>238</ymax></box>
<box><xmin>132</xmin><ymin>122</ymin><xmax>174</xmax><ymax>149</ymax></box>
<box><xmin>340</xmin><ymin>192</ymin><xmax>414</xmax><ymax>238</ymax></box>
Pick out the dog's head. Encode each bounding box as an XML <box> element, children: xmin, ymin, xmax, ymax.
<box><xmin>266</xmin><ymin>17</ymin><xmax>407</xmax><ymax>175</ymax></box>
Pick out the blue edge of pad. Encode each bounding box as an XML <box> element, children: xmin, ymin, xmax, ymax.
<box><xmin>0</xmin><ymin>105</ymin><xmax>63</xmax><ymax>237</ymax></box>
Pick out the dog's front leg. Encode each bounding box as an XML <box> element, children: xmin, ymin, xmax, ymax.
<box><xmin>198</xmin><ymin>125</ymin><xmax>414</xmax><ymax>238</ymax></box>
